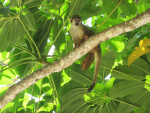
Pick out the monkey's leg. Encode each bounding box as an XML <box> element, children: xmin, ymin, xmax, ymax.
<box><xmin>81</xmin><ymin>52</ymin><xmax>94</xmax><ymax>70</ymax></box>
<box><xmin>81</xmin><ymin>35</ymin><xmax>94</xmax><ymax>70</ymax></box>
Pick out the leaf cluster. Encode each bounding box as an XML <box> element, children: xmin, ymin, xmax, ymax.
<box><xmin>0</xmin><ymin>0</ymin><xmax>150</xmax><ymax>113</ymax></box>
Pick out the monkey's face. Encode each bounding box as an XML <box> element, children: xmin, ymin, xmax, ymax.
<box><xmin>70</xmin><ymin>19</ymin><xmax>82</xmax><ymax>27</ymax></box>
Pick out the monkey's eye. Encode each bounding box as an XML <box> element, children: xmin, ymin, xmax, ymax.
<box><xmin>74</xmin><ymin>19</ymin><xmax>77</xmax><ymax>22</ymax></box>
<box><xmin>78</xmin><ymin>20</ymin><xmax>80</xmax><ymax>22</ymax></box>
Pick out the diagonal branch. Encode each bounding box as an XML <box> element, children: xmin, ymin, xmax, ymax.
<box><xmin>0</xmin><ymin>9</ymin><xmax>150</xmax><ymax>109</ymax></box>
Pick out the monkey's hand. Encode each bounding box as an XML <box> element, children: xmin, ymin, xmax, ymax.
<box><xmin>84</xmin><ymin>35</ymin><xmax>89</xmax><ymax>40</ymax></box>
<box><xmin>81</xmin><ymin>35</ymin><xmax>89</xmax><ymax>43</ymax></box>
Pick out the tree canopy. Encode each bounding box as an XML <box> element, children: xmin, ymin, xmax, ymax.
<box><xmin>0</xmin><ymin>0</ymin><xmax>150</xmax><ymax>113</ymax></box>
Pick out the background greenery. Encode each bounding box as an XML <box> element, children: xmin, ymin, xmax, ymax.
<box><xmin>0</xmin><ymin>0</ymin><xmax>150</xmax><ymax>113</ymax></box>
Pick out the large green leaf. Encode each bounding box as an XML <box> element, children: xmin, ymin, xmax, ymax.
<box><xmin>70</xmin><ymin>0</ymin><xmax>101</xmax><ymax>19</ymax></box>
<box><xmin>10</xmin><ymin>0</ymin><xmax>18</xmax><ymax>6</ymax></box>
<box><xmin>52</xmin><ymin>18</ymin><xmax>65</xmax><ymax>55</ymax></box>
<box><xmin>9</xmin><ymin>19</ymin><xmax>24</xmax><ymax>45</ymax></box>
<box><xmin>23</xmin><ymin>0</ymin><xmax>43</xmax><ymax>8</ymax></box>
<box><xmin>70</xmin><ymin>0</ymin><xmax>88</xmax><ymax>15</ymax></box>
<box><xmin>109</xmin><ymin>80</ymin><xmax>144</xmax><ymax>98</ymax></box>
<box><xmin>113</xmin><ymin>0</ymin><xmax>137</xmax><ymax>16</ymax></box>
<box><xmin>70</xmin><ymin>64</ymin><xmax>93</xmax><ymax>85</ymax></box>
<box><xmin>106</xmin><ymin>36</ymin><xmax>125</xmax><ymax>52</ymax></box>
<box><xmin>8</xmin><ymin>49</ymin><xmax>34</xmax><ymax>78</ymax></box>
<box><xmin>33</xmin><ymin>19</ymin><xmax>53</xmax><ymax>54</ymax></box>
<box><xmin>102</xmin><ymin>0</ymin><xmax>118</xmax><ymax>19</ymax></box>
<box><xmin>112</xmin><ymin>58</ymin><xmax>149</xmax><ymax>81</ymax></box>
<box><xmin>109</xmin><ymin>56</ymin><xmax>150</xmax><ymax>113</ymax></box>
<box><xmin>20</xmin><ymin>9</ymin><xmax>35</xmax><ymax>31</ymax></box>
<box><xmin>0</xmin><ymin>7</ymin><xmax>10</xmax><ymax>15</ymax></box>
<box><xmin>26</xmin><ymin>84</ymin><xmax>40</xmax><ymax>97</ymax></box>
<box><xmin>0</xmin><ymin>19</ymin><xmax>12</xmax><ymax>52</ymax></box>
<box><xmin>100</xmin><ymin>51</ymin><xmax>115</xmax><ymax>79</ymax></box>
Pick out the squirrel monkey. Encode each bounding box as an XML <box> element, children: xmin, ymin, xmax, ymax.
<box><xmin>70</xmin><ymin>15</ymin><xmax>101</xmax><ymax>92</ymax></box>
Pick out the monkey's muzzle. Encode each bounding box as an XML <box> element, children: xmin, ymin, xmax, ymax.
<box><xmin>75</xmin><ymin>22</ymin><xmax>79</xmax><ymax>26</ymax></box>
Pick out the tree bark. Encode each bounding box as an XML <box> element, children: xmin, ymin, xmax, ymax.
<box><xmin>0</xmin><ymin>9</ymin><xmax>150</xmax><ymax>109</ymax></box>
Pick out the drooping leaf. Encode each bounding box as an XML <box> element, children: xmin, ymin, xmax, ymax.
<box><xmin>52</xmin><ymin>18</ymin><xmax>65</xmax><ymax>55</ymax></box>
<box><xmin>8</xmin><ymin>49</ymin><xmax>35</xmax><ymax>78</ymax></box>
<box><xmin>20</xmin><ymin>9</ymin><xmax>35</xmax><ymax>31</ymax></box>
<box><xmin>0</xmin><ymin>19</ymin><xmax>12</xmax><ymax>52</ymax></box>
<box><xmin>33</xmin><ymin>19</ymin><xmax>53</xmax><ymax>54</ymax></box>
<box><xmin>9</xmin><ymin>19</ymin><xmax>24</xmax><ymax>45</ymax></box>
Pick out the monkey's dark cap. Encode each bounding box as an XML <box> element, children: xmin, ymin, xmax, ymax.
<box><xmin>71</xmin><ymin>15</ymin><xmax>81</xmax><ymax>20</ymax></box>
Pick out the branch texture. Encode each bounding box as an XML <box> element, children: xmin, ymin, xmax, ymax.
<box><xmin>0</xmin><ymin>9</ymin><xmax>150</xmax><ymax>109</ymax></box>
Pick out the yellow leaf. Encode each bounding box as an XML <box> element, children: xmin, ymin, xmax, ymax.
<box><xmin>139</xmin><ymin>39</ymin><xmax>150</xmax><ymax>47</ymax></box>
<box><xmin>128</xmin><ymin>47</ymin><xmax>150</xmax><ymax>66</ymax></box>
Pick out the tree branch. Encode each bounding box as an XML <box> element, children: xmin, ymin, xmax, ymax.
<box><xmin>0</xmin><ymin>9</ymin><xmax>150</xmax><ymax>109</ymax></box>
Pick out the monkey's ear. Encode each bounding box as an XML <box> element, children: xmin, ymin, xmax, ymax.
<box><xmin>70</xmin><ymin>18</ymin><xmax>73</xmax><ymax>23</ymax></box>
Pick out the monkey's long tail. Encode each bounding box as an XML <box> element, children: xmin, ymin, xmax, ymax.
<box><xmin>87</xmin><ymin>47</ymin><xmax>101</xmax><ymax>92</ymax></box>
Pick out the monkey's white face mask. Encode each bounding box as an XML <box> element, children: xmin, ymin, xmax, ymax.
<box><xmin>70</xmin><ymin>19</ymin><xmax>82</xmax><ymax>27</ymax></box>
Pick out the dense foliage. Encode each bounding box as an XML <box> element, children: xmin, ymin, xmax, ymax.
<box><xmin>0</xmin><ymin>0</ymin><xmax>150</xmax><ymax>113</ymax></box>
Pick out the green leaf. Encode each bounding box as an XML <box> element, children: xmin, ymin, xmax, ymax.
<box><xmin>132</xmin><ymin>58</ymin><xmax>150</xmax><ymax>74</ymax></box>
<box><xmin>0</xmin><ymin>86</ymin><xmax>9</xmax><ymax>97</ymax></box>
<box><xmin>9</xmin><ymin>19</ymin><xmax>24</xmax><ymax>45</ymax></box>
<box><xmin>100</xmin><ymin>51</ymin><xmax>115</xmax><ymax>79</ymax></box>
<box><xmin>52</xmin><ymin>18</ymin><xmax>65</xmax><ymax>55</ymax></box>
<box><xmin>113</xmin><ymin>0</ymin><xmax>137</xmax><ymax>16</ymax></box>
<box><xmin>11</xmin><ymin>92</ymin><xmax>25</xmax><ymax>112</ymax></box>
<box><xmin>109</xmin><ymin>80</ymin><xmax>144</xmax><ymax>98</ymax></box>
<box><xmin>2</xmin><ymin>51</ymin><xmax>8</xmax><ymax>59</ymax></box>
<box><xmin>102</xmin><ymin>0</ymin><xmax>118</xmax><ymax>19</ymax></box>
<box><xmin>146</xmin><ymin>53</ymin><xmax>150</xmax><ymax>63</ymax></box>
<box><xmin>9</xmin><ymin>49</ymin><xmax>34</xmax><ymax>78</ymax></box>
<box><xmin>26</xmin><ymin>84</ymin><xmax>40</xmax><ymax>97</ymax></box>
<box><xmin>0</xmin><ymin>7</ymin><xmax>10</xmax><ymax>15</ymax></box>
<box><xmin>117</xmin><ymin>103</ymin><xmax>135</xmax><ymax>113</ymax></box>
<box><xmin>0</xmin><ymin>19</ymin><xmax>12</xmax><ymax>52</ymax></box>
<box><xmin>70</xmin><ymin>64</ymin><xmax>92</xmax><ymax>85</ymax></box>
<box><xmin>10</xmin><ymin>0</ymin><xmax>18</xmax><ymax>6</ymax></box>
<box><xmin>106</xmin><ymin>36</ymin><xmax>125</xmax><ymax>52</ymax></box>
<box><xmin>112</xmin><ymin>65</ymin><xmax>145</xmax><ymax>81</ymax></box>
<box><xmin>0</xmin><ymin>75</ymin><xmax>13</xmax><ymax>84</ymax></box>
<box><xmin>20</xmin><ymin>9</ymin><xmax>35</xmax><ymax>31</ymax></box>
<box><xmin>80</xmin><ymin>6</ymin><xmax>102</xmax><ymax>20</ymax></box>
<box><xmin>95</xmin><ymin>17</ymin><xmax>125</xmax><ymax>32</ymax></box>
<box><xmin>108</xmin><ymin>100</ymin><xmax>118</xmax><ymax>113</ymax></box>
<box><xmin>23</xmin><ymin>0</ymin><xmax>43</xmax><ymax>8</ymax></box>
<box><xmin>33</xmin><ymin>19</ymin><xmax>53</xmax><ymax>54</ymax></box>
<box><xmin>70</xmin><ymin>0</ymin><xmax>88</xmax><ymax>15</ymax></box>
<box><xmin>61</xmin><ymin>81</ymin><xmax>86</xmax><ymax>102</ymax></box>
<box><xmin>59</xmin><ymin>98</ymin><xmax>86</xmax><ymax>113</ymax></box>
